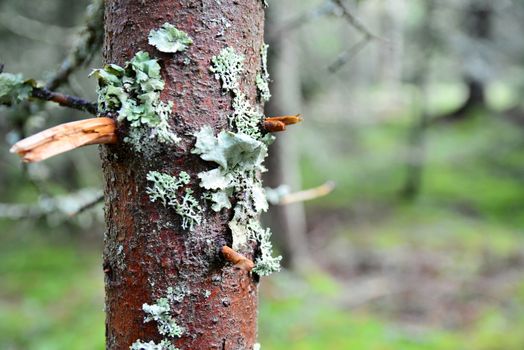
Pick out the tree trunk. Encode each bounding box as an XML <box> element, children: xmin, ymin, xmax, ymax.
<box><xmin>264</xmin><ymin>0</ymin><xmax>311</xmax><ymax>271</ymax></box>
<box><xmin>101</xmin><ymin>1</ymin><xmax>265</xmax><ymax>349</ymax></box>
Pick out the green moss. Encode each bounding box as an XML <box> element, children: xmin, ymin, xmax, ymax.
<box><xmin>91</xmin><ymin>51</ymin><xmax>180</xmax><ymax>153</ymax></box>
<box><xmin>148</xmin><ymin>23</ymin><xmax>193</xmax><ymax>53</ymax></box>
<box><xmin>146</xmin><ymin>171</ymin><xmax>202</xmax><ymax>231</ymax></box>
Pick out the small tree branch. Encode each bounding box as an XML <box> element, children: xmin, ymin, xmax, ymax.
<box><xmin>327</xmin><ymin>37</ymin><xmax>371</xmax><ymax>73</ymax></box>
<box><xmin>30</xmin><ymin>87</ymin><xmax>98</xmax><ymax>115</ymax></box>
<box><xmin>279</xmin><ymin>181</ymin><xmax>336</xmax><ymax>205</ymax></box>
<box><xmin>331</xmin><ymin>0</ymin><xmax>383</xmax><ymax>41</ymax></box>
<box><xmin>46</xmin><ymin>0</ymin><xmax>105</xmax><ymax>90</ymax></box>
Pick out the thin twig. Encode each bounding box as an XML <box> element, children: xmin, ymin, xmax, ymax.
<box><xmin>331</xmin><ymin>0</ymin><xmax>383</xmax><ymax>41</ymax></box>
<box><xmin>279</xmin><ymin>181</ymin><xmax>336</xmax><ymax>205</ymax></box>
<box><xmin>327</xmin><ymin>37</ymin><xmax>371</xmax><ymax>73</ymax></box>
<box><xmin>68</xmin><ymin>193</ymin><xmax>104</xmax><ymax>217</ymax></box>
<box><xmin>30</xmin><ymin>87</ymin><xmax>98</xmax><ymax>115</ymax></box>
<box><xmin>46</xmin><ymin>0</ymin><xmax>105</xmax><ymax>90</ymax></box>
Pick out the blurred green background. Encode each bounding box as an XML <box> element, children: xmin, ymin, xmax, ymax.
<box><xmin>2</xmin><ymin>0</ymin><xmax>524</xmax><ymax>349</ymax></box>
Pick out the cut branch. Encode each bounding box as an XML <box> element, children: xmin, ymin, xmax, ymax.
<box><xmin>221</xmin><ymin>246</ymin><xmax>255</xmax><ymax>273</ymax></box>
<box><xmin>31</xmin><ymin>87</ymin><xmax>98</xmax><ymax>115</ymax></box>
<box><xmin>263</xmin><ymin>114</ymin><xmax>303</xmax><ymax>133</ymax></box>
<box><xmin>10</xmin><ymin>117</ymin><xmax>116</xmax><ymax>162</ymax></box>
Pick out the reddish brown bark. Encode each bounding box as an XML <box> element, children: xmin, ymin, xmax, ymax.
<box><xmin>101</xmin><ymin>1</ymin><xmax>265</xmax><ymax>349</ymax></box>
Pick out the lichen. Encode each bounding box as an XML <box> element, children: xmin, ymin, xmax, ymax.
<box><xmin>254</xmin><ymin>343</ymin><xmax>262</xmax><ymax>350</ymax></box>
<box><xmin>143</xmin><ymin>298</ymin><xmax>184</xmax><ymax>337</ymax></box>
<box><xmin>255</xmin><ymin>44</ymin><xmax>271</xmax><ymax>102</ymax></box>
<box><xmin>0</xmin><ymin>72</ymin><xmax>35</xmax><ymax>105</ymax></box>
<box><xmin>130</xmin><ymin>340</ymin><xmax>178</xmax><ymax>350</ymax></box>
<box><xmin>146</xmin><ymin>171</ymin><xmax>202</xmax><ymax>231</ymax></box>
<box><xmin>209</xmin><ymin>47</ymin><xmax>245</xmax><ymax>91</ymax></box>
<box><xmin>130</xmin><ymin>292</ymin><xmax>183</xmax><ymax>350</ymax></box>
<box><xmin>193</xmin><ymin>46</ymin><xmax>281</xmax><ymax>274</ymax></box>
<box><xmin>148</xmin><ymin>23</ymin><xmax>193</xmax><ymax>53</ymax></box>
<box><xmin>91</xmin><ymin>51</ymin><xmax>180</xmax><ymax>153</ymax></box>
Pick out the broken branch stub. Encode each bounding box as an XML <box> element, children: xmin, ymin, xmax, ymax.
<box><xmin>221</xmin><ymin>246</ymin><xmax>255</xmax><ymax>273</ymax></box>
<box><xmin>10</xmin><ymin>117</ymin><xmax>117</xmax><ymax>163</ymax></box>
<box><xmin>263</xmin><ymin>114</ymin><xmax>303</xmax><ymax>132</ymax></box>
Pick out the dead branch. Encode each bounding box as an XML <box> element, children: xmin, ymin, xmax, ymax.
<box><xmin>279</xmin><ymin>181</ymin><xmax>336</xmax><ymax>205</ymax></box>
<box><xmin>263</xmin><ymin>114</ymin><xmax>303</xmax><ymax>133</ymax></box>
<box><xmin>31</xmin><ymin>87</ymin><xmax>98</xmax><ymax>115</ymax></box>
<box><xmin>10</xmin><ymin>117</ymin><xmax>117</xmax><ymax>162</ymax></box>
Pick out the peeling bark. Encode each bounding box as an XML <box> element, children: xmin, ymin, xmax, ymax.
<box><xmin>101</xmin><ymin>1</ymin><xmax>265</xmax><ymax>349</ymax></box>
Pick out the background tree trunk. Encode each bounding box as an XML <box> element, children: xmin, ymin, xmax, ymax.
<box><xmin>101</xmin><ymin>1</ymin><xmax>264</xmax><ymax>349</ymax></box>
<box><xmin>264</xmin><ymin>0</ymin><xmax>311</xmax><ymax>271</ymax></box>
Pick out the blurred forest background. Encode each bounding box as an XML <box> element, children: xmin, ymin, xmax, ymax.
<box><xmin>2</xmin><ymin>0</ymin><xmax>524</xmax><ymax>349</ymax></box>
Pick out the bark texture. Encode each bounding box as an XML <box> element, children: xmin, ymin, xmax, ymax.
<box><xmin>101</xmin><ymin>1</ymin><xmax>265</xmax><ymax>349</ymax></box>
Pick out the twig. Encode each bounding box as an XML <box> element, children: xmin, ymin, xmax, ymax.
<box><xmin>30</xmin><ymin>87</ymin><xmax>98</xmax><ymax>115</ymax></box>
<box><xmin>46</xmin><ymin>0</ymin><xmax>105</xmax><ymax>90</ymax></box>
<box><xmin>331</xmin><ymin>0</ymin><xmax>383</xmax><ymax>41</ymax></box>
<box><xmin>68</xmin><ymin>193</ymin><xmax>104</xmax><ymax>217</ymax></box>
<box><xmin>269</xmin><ymin>0</ymin><xmax>339</xmax><ymax>40</ymax></box>
<box><xmin>279</xmin><ymin>181</ymin><xmax>336</xmax><ymax>205</ymax></box>
<box><xmin>10</xmin><ymin>117</ymin><xmax>117</xmax><ymax>162</ymax></box>
<box><xmin>327</xmin><ymin>37</ymin><xmax>371</xmax><ymax>73</ymax></box>
<box><xmin>221</xmin><ymin>246</ymin><xmax>255</xmax><ymax>272</ymax></box>
<box><xmin>0</xmin><ymin>188</ymin><xmax>103</xmax><ymax>220</ymax></box>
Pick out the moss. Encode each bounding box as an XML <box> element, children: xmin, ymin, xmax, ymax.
<box><xmin>91</xmin><ymin>51</ymin><xmax>180</xmax><ymax>153</ymax></box>
<box><xmin>148</xmin><ymin>23</ymin><xmax>193</xmax><ymax>53</ymax></box>
<box><xmin>146</xmin><ymin>171</ymin><xmax>202</xmax><ymax>231</ymax></box>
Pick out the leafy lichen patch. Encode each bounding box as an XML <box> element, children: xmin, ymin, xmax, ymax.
<box><xmin>130</xmin><ymin>292</ymin><xmax>183</xmax><ymax>350</ymax></box>
<box><xmin>210</xmin><ymin>47</ymin><xmax>245</xmax><ymax>91</ymax></box>
<box><xmin>91</xmin><ymin>51</ymin><xmax>180</xmax><ymax>153</ymax></box>
<box><xmin>194</xmin><ymin>46</ymin><xmax>281</xmax><ymax>274</ymax></box>
<box><xmin>148</xmin><ymin>23</ymin><xmax>193</xmax><ymax>53</ymax></box>
<box><xmin>0</xmin><ymin>73</ymin><xmax>35</xmax><ymax>105</ymax></box>
<box><xmin>146</xmin><ymin>171</ymin><xmax>202</xmax><ymax>231</ymax></box>
<box><xmin>130</xmin><ymin>339</ymin><xmax>178</xmax><ymax>350</ymax></box>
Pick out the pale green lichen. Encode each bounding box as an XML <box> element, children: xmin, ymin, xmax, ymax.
<box><xmin>143</xmin><ymin>298</ymin><xmax>184</xmax><ymax>337</ymax></box>
<box><xmin>254</xmin><ymin>343</ymin><xmax>262</xmax><ymax>350</ymax></box>
<box><xmin>91</xmin><ymin>51</ymin><xmax>180</xmax><ymax>152</ymax></box>
<box><xmin>148</xmin><ymin>23</ymin><xmax>193</xmax><ymax>53</ymax></box>
<box><xmin>0</xmin><ymin>72</ymin><xmax>35</xmax><ymax>105</ymax></box>
<box><xmin>146</xmin><ymin>171</ymin><xmax>202</xmax><ymax>231</ymax></box>
<box><xmin>231</xmin><ymin>92</ymin><xmax>264</xmax><ymax>139</ymax></box>
<box><xmin>210</xmin><ymin>47</ymin><xmax>244</xmax><ymax>91</ymax></box>
<box><xmin>130</xmin><ymin>293</ymin><xmax>183</xmax><ymax>350</ymax></box>
<box><xmin>130</xmin><ymin>340</ymin><xmax>177</xmax><ymax>350</ymax></box>
<box><xmin>255</xmin><ymin>44</ymin><xmax>271</xmax><ymax>102</ymax></box>
<box><xmin>194</xmin><ymin>46</ymin><xmax>281</xmax><ymax>274</ymax></box>
<box><xmin>166</xmin><ymin>285</ymin><xmax>190</xmax><ymax>303</ymax></box>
